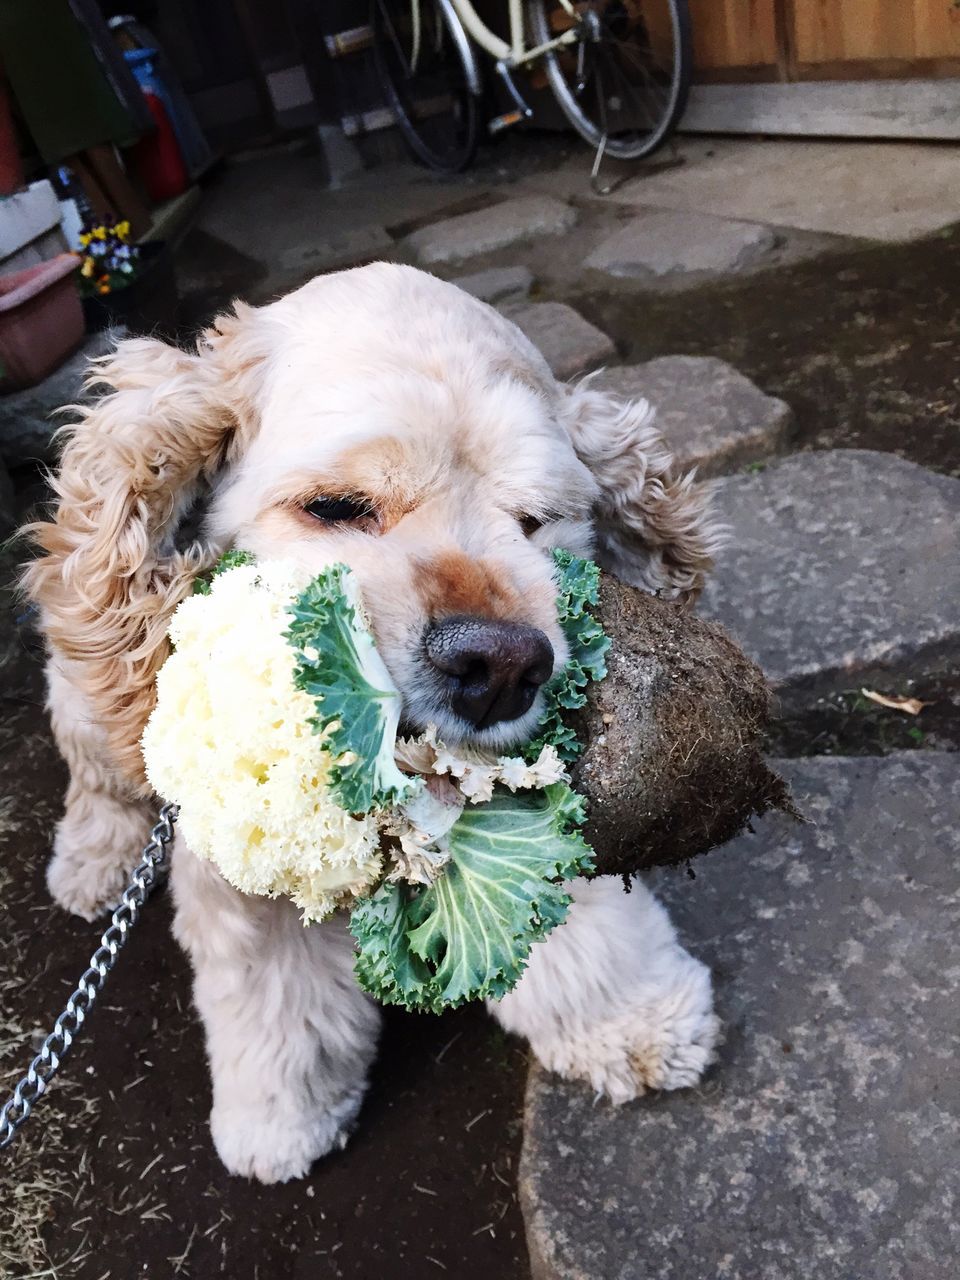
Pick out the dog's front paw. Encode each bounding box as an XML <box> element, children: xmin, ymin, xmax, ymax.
<box><xmin>624</xmin><ymin>995</ymin><xmax>721</xmax><ymax>1097</ymax></box>
<box><xmin>535</xmin><ymin>957</ymin><xmax>720</xmax><ymax>1104</ymax></box>
<box><xmin>47</xmin><ymin>798</ymin><xmax>149</xmax><ymax>921</ymax></box>
<box><xmin>211</xmin><ymin>1086</ymin><xmax>366</xmax><ymax>1184</ymax></box>
<box><xmin>46</xmin><ymin>843</ymin><xmax>132</xmax><ymax>922</ymax></box>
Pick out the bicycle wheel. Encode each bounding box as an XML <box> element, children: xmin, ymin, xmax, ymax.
<box><xmin>371</xmin><ymin>0</ymin><xmax>481</xmax><ymax>173</ymax></box>
<box><xmin>528</xmin><ymin>0</ymin><xmax>692</xmax><ymax>161</ymax></box>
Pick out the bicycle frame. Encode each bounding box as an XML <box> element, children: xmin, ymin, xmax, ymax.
<box><xmin>449</xmin><ymin>0</ymin><xmax>580</xmax><ymax>66</ymax></box>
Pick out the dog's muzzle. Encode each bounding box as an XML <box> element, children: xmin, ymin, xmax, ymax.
<box><xmin>425</xmin><ymin>616</ymin><xmax>554</xmax><ymax>730</ymax></box>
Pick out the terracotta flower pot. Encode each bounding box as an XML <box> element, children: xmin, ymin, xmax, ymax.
<box><xmin>0</xmin><ymin>253</ymin><xmax>84</xmax><ymax>390</ymax></box>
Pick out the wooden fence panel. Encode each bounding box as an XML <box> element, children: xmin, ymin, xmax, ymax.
<box><xmin>685</xmin><ymin>0</ymin><xmax>960</xmax><ymax>137</ymax></box>
<box><xmin>913</xmin><ymin>1</ymin><xmax>960</xmax><ymax>59</ymax></box>
<box><xmin>688</xmin><ymin>0</ymin><xmax>779</xmax><ymax>70</ymax></box>
<box><xmin>794</xmin><ymin>1</ymin><xmax>913</xmax><ymax>64</ymax></box>
<box><xmin>692</xmin><ymin>0</ymin><xmax>960</xmax><ymax>79</ymax></box>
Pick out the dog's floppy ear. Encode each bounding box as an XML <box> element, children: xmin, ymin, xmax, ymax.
<box><xmin>22</xmin><ymin>307</ymin><xmax>263</xmax><ymax>791</ymax></box>
<box><xmin>561</xmin><ymin>380</ymin><xmax>722</xmax><ymax>602</ymax></box>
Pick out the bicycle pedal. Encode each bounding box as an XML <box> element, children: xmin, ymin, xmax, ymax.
<box><xmin>489</xmin><ymin>110</ymin><xmax>524</xmax><ymax>135</ymax></box>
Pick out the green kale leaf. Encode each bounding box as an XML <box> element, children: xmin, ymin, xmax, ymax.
<box><xmin>351</xmin><ymin>783</ymin><xmax>594</xmax><ymax>1012</ymax></box>
<box><xmin>193</xmin><ymin>548</ymin><xmax>256</xmax><ymax>595</ymax></box>
<box><xmin>285</xmin><ymin>563</ymin><xmax>414</xmax><ymax>813</ymax></box>
<box><xmin>524</xmin><ymin>549</ymin><xmax>610</xmax><ymax>762</ymax></box>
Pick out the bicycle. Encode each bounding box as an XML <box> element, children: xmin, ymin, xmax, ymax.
<box><xmin>370</xmin><ymin>0</ymin><xmax>692</xmax><ymax>175</ymax></box>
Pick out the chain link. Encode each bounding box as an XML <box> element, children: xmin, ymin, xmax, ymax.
<box><xmin>0</xmin><ymin>804</ymin><xmax>178</xmax><ymax>1152</ymax></box>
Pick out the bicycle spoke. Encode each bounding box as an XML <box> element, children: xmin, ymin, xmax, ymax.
<box><xmin>609</xmin><ymin>47</ymin><xmax>671</xmax><ymax>130</ymax></box>
<box><xmin>536</xmin><ymin>0</ymin><xmax>687</xmax><ymax>156</ymax></box>
<box><xmin>374</xmin><ymin>0</ymin><xmax>415</xmax><ymax>79</ymax></box>
<box><xmin>371</xmin><ymin>0</ymin><xmax>478</xmax><ymax>173</ymax></box>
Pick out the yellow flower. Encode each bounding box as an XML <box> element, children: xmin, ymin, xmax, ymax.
<box><xmin>94</xmin><ymin>226</ymin><xmax>106</xmax><ymax>240</ymax></box>
<box><xmin>79</xmin><ymin>232</ymin><xmax>92</xmax><ymax>248</ymax></box>
<box><xmin>116</xmin><ymin>220</ymin><xmax>130</xmax><ymax>241</ymax></box>
<box><xmin>80</xmin><ymin>257</ymin><xmax>94</xmax><ymax>277</ymax></box>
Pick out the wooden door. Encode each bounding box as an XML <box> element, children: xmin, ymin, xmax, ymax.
<box><xmin>690</xmin><ymin>0</ymin><xmax>960</xmax><ymax>82</ymax></box>
<box><xmin>794</xmin><ymin>0</ymin><xmax>960</xmax><ymax>78</ymax></box>
<box><xmin>689</xmin><ymin>0</ymin><xmax>781</xmax><ymax>80</ymax></box>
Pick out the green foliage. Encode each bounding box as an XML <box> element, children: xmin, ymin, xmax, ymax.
<box><xmin>286</xmin><ymin>563</ymin><xmax>413</xmax><ymax>813</ymax></box>
<box><xmin>194</xmin><ymin>548</ymin><xmax>256</xmax><ymax>595</ymax></box>
<box><xmin>190</xmin><ymin>549</ymin><xmax>609</xmax><ymax>1013</ymax></box>
<box><xmin>351</xmin><ymin>784</ymin><xmax>594</xmax><ymax>1012</ymax></box>
<box><xmin>523</xmin><ymin>549</ymin><xmax>610</xmax><ymax>762</ymax></box>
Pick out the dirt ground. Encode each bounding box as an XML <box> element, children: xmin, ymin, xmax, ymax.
<box><xmin>0</xmin><ymin>591</ymin><xmax>530</xmax><ymax>1280</ymax></box>
<box><xmin>2</xmin><ymin>133</ymin><xmax>960</xmax><ymax>1279</ymax></box>
<box><xmin>573</xmin><ymin>230</ymin><xmax>960</xmax><ymax>481</ymax></box>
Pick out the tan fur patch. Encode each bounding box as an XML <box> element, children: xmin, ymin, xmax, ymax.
<box><xmin>416</xmin><ymin>551</ymin><xmax>524</xmax><ymax>622</ymax></box>
<box><xmin>19</xmin><ymin>323</ymin><xmax>263</xmax><ymax>791</ymax></box>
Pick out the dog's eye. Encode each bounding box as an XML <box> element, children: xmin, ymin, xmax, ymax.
<box><xmin>519</xmin><ymin>513</ymin><xmax>550</xmax><ymax>537</ymax></box>
<box><xmin>304</xmin><ymin>496</ymin><xmax>374</xmax><ymax>524</ymax></box>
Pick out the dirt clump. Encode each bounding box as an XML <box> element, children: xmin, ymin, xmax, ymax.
<box><xmin>574</xmin><ymin>576</ymin><xmax>796</xmax><ymax>877</ymax></box>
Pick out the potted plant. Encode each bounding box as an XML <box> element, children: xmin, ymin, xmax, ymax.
<box><xmin>0</xmin><ymin>253</ymin><xmax>84</xmax><ymax>390</ymax></box>
<box><xmin>78</xmin><ymin>219</ymin><xmax>176</xmax><ymax>334</ymax></box>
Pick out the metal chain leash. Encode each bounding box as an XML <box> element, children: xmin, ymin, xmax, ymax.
<box><xmin>0</xmin><ymin>803</ymin><xmax>178</xmax><ymax>1152</ymax></box>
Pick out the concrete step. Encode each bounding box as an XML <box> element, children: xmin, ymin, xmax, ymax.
<box><xmin>585</xmin><ymin>208</ymin><xmax>778</xmax><ymax>281</ymax></box>
<box><xmin>405</xmin><ymin>195</ymin><xmax>577</xmax><ymax>266</ymax></box>
<box><xmin>701</xmin><ymin>449</ymin><xmax>960</xmax><ymax>711</ymax></box>
<box><xmin>500</xmin><ymin>300</ymin><xmax>615</xmax><ymax>380</ymax></box>
<box><xmin>521</xmin><ymin>751</ymin><xmax>960</xmax><ymax>1280</ymax></box>
<box><xmin>452</xmin><ymin>265</ymin><xmax>533</xmax><ymax>304</ymax></box>
<box><xmin>591</xmin><ymin>356</ymin><xmax>792</xmax><ymax>478</ymax></box>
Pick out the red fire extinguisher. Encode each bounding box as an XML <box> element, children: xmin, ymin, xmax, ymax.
<box><xmin>125</xmin><ymin>49</ymin><xmax>188</xmax><ymax>203</ymax></box>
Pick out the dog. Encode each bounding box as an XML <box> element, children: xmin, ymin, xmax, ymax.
<box><xmin>22</xmin><ymin>263</ymin><xmax>722</xmax><ymax>1183</ymax></box>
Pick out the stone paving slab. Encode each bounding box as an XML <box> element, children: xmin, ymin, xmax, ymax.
<box><xmin>591</xmin><ymin>357</ymin><xmax>791</xmax><ymax>478</ymax></box>
<box><xmin>701</xmin><ymin>450</ymin><xmax>960</xmax><ymax>707</ymax></box>
<box><xmin>405</xmin><ymin>195</ymin><xmax>576</xmax><ymax>266</ymax></box>
<box><xmin>276</xmin><ymin>224</ymin><xmax>394</xmax><ymax>277</ymax></box>
<box><xmin>0</xmin><ymin>328</ymin><xmax>125</xmax><ymax>467</ymax></box>
<box><xmin>501</xmin><ymin>300</ymin><xmax>615</xmax><ymax>380</ymax></box>
<box><xmin>607</xmin><ymin>138</ymin><xmax>960</xmax><ymax>243</ymax></box>
<box><xmin>585</xmin><ymin>209</ymin><xmax>777</xmax><ymax>279</ymax></box>
<box><xmin>452</xmin><ymin>265</ymin><xmax>533</xmax><ymax>304</ymax></box>
<box><xmin>522</xmin><ymin>752</ymin><xmax>960</xmax><ymax>1280</ymax></box>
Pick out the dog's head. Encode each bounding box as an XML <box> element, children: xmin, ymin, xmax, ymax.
<box><xmin>24</xmin><ymin>264</ymin><xmax>718</xmax><ymax>788</ymax></box>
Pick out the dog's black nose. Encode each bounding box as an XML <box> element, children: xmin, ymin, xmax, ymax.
<box><xmin>425</xmin><ymin>616</ymin><xmax>554</xmax><ymax>730</ymax></box>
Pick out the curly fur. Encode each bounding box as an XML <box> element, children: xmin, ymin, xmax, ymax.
<box><xmin>21</xmin><ymin>263</ymin><xmax>720</xmax><ymax>1182</ymax></box>
<box><xmin>562</xmin><ymin>378</ymin><xmax>723</xmax><ymax>600</ymax></box>
<box><xmin>21</xmin><ymin>320</ymin><xmax>265</xmax><ymax>789</ymax></box>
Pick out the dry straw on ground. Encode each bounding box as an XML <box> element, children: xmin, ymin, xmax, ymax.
<box><xmin>0</xmin><ymin>789</ymin><xmax>102</xmax><ymax>1279</ymax></box>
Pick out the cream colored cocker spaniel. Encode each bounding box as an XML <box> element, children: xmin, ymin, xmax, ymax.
<box><xmin>23</xmin><ymin>263</ymin><xmax>722</xmax><ymax>1183</ymax></box>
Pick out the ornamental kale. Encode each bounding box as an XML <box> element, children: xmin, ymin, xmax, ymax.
<box><xmin>349</xmin><ymin>550</ymin><xmax>609</xmax><ymax>1011</ymax></box>
<box><xmin>147</xmin><ymin>548</ymin><xmax>609</xmax><ymax>1009</ymax></box>
<box><xmin>286</xmin><ymin>564</ymin><xmax>414</xmax><ymax>813</ymax></box>
<box><xmin>523</xmin><ymin>549</ymin><xmax>610</xmax><ymax>762</ymax></box>
<box><xmin>350</xmin><ymin>784</ymin><xmax>594</xmax><ymax>1012</ymax></box>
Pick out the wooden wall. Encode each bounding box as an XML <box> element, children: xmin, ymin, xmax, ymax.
<box><xmin>691</xmin><ymin>0</ymin><xmax>779</xmax><ymax>76</ymax></box>
<box><xmin>690</xmin><ymin>0</ymin><xmax>960</xmax><ymax>83</ymax></box>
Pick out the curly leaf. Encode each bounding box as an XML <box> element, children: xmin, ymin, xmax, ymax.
<box><xmin>286</xmin><ymin>564</ymin><xmax>413</xmax><ymax>812</ymax></box>
<box><xmin>351</xmin><ymin>783</ymin><xmax>594</xmax><ymax>1012</ymax></box>
<box><xmin>525</xmin><ymin>549</ymin><xmax>610</xmax><ymax>762</ymax></box>
<box><xmin>193</xmin><ymin>548</ymin><xmax>256</xmax><ymax>595</ymax></box>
